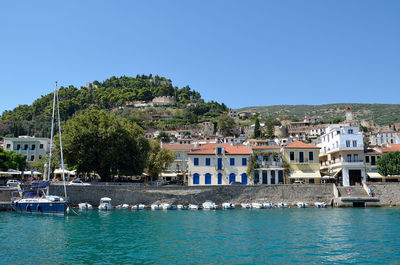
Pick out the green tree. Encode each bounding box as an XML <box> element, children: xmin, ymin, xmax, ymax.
<box><xmin>0</xmin><ymin>148</ymin><xmax>27</xmax><ymax>171</ymax></box>
<box><xmin>265</xmin><ymin>120</ymin><xmax>275</xmax><ymax>138</ymax></box>
<box><xmin>254</xmin><ymin>118</ymin><xmax>261</xmax><ymax>138</ymax></box>
<box><xmin>60</xmin><ymin>110</ymin><xmax>150</xmax><ymax>181</ymax></box>
<box><xmin>217</xmin><ymin>114</ymin><xmax>236</xmax><ymax>137</ymax></box>
<box><xmin>146</xmin><ymin>140</ymin><xmax>176</xmax><ymax>180</ymax></box>
<box><xmin>157</xmin><ymin>131</ymin><xmax>171</xmax><ymax>143</ymax></box>
<box><xmin>377</xmin><ymin>152</ymin><xmax>400</xmax><ymax>176</ymax></box>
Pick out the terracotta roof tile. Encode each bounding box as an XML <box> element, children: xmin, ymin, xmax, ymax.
<box><xmin>188</xmin><ymin>143</ymin><xmax>252</xmax><ymax>155</ymax></box>
<box><xmin>162</xmin><ymin>144</ymin><xmax>194</xmax><ymax>151</ymax></box>
<box><xmin>378</xmin><ymin>144</ymin><xmax>400</xmax><ymax>153</ymax></box>
<box><xmin>284</xmin><ymin>141</ymin><xmax>320</xmax><ymax>149</ymax></box>
<box><xmin>251</xmin><ymin>145</ymin><xmax>281</xmax><ymax>150</ymax></box>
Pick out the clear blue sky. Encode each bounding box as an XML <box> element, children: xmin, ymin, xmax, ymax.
<box><xmin>1</xmin><ymin>1</ymin><xmax>399</xmax><ymax>114</ymax></box>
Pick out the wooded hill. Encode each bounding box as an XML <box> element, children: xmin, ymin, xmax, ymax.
<box><xmin>240</xmin><ymin>103</ymin><xmax>400</xmax><ymax>126</ymax></box>
<box><xmin>0</xmin><ymin>75</ymin><xmax>228</xmax><ymax>137</ymax></box>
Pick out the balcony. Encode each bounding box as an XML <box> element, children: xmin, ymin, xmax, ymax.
<box><xmin>321</xmin><ymin>158</ymin><xmax>364</xmax><ymax>169</ymax></box>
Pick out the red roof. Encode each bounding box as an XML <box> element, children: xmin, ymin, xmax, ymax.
<box><xmin>188</xmin><ymin>143</ymin><xmax>252</xmax><ymax>155</ymax></box>
<box><xmin>289</xmin><ymin>131</ymin><xmax>306</xmax><ymax>134</ymax></box>
<box><xmin>379</xmin><ymin>130</ymin><xmax>396</xmax><ymax>133</ymax></box>
<box><xmin>377</xmin><ymin>144</ymin><xmax>400</xmax><ymax>153</ymax></box>
<box><xmin>251</xmin><ymin>145</ymin><xmax>281</xmax><ymax>150</ymax></box>
<box><xmin>162</xmin><ymin>144</ymin><xmax>194</xmax><ymax>151</ymax></box>
<box><xmin>284</xmin><ymin>141</ymin><xmax>320</xmax><ymax>149</ymax></box>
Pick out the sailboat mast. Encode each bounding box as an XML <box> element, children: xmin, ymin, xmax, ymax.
<box><xmin>47</xmin><ymin>82</ymin><xmax>57</xmax><ymax>182</ymax></box>
<box><xmin>56</xmin><ymin>88</ymin><xmax>68</xmax><ymax>200</ymax></box>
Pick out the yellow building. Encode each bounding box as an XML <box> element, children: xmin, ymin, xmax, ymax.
<box><xmin>282</xmin><ymin>141</ymin><xmax>321</xmax><ymax>184</ymax></box>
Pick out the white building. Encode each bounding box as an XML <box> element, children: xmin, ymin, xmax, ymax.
<box><xmin>370</xmin><ymin>130</ymin><xmax>398</xmax><ymax>146</ymax></box>
<box><xmin>3</xmin><ymin>136</ymin><xmax>51</xmax><ymax>162</ymax></box>
<box><xmin>187</xmin><ymin>143</ymin><xmax>252</xmax><ymax>186</ymax></box>
<box><xmin>318</xmin><ymin>125</ymin><xmax>365</xmax><ymax>186</ymax></box>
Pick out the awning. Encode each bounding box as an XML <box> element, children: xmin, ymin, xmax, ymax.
<box><xmin>367</xmin><ymin>172</ymin><xmax>384</xmax><ymax>179</ymax></box>
<box><xmin>54</xmin><ymin>169</ymin><xmax>76</xmax><ymax>175</ymax></box>
<box><xmin>289</xmin><ymin>170</ymin><xmax>321</xmax><ymax>179</ymax></box>
<box><xmin>160</xmin><ymin>173</ymin><xmax>178</xmax><ymax>178</ymax></box>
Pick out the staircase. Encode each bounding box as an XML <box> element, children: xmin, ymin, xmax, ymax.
<box><xmin>333</xmin><ymin>185</ymin><xmax>380</xmax><ymax>207</ymax></box>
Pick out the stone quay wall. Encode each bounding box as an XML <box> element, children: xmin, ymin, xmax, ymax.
<box><xmin>49</xmin><ymin>184</ymin><xmax>335</xmax><ymax>207</ymax></box>
<box><xmin>368</xmin><ymin>183</ymin><xmax>400</xmax><ymax>205</ymax></box>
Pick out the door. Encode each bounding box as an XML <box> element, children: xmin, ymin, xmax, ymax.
<box><xmin>229</xmin><ymin>174</ymin><xmax>236</xmax><ymax>184</ymax></box>
<box><xmin>262</xmin><ymin>171</ymin><xmax>268</xmax><ymax>184</ymax></box>
<box><xmin>241</xmin><ymin>173</ymin><xmax>248</xmax><ymax>185</ymax></box>
<box><xmin>217</xmin><ymin>158</ymin><xmax>223</xmax><ymax>170</ymax></box>
<box><xmin>193</xmin><ymin>173</ymin><xmax>199</xmax><ymax>185</ymax></box>
<box><xmin>278</xmin><ymin>170</ymin><xmax>284</xmax><ymax>184</ymax></box>
<box><xmin>270</xmin><ymin>171</ymin><xmax>275</xmax><ymax>184</ymax></box>
<box><xmin>299</xmin><ymin>152</ymin><xmax>304</xmax><ymax>163</ymax></box>
<box><xmin>205</xmin><ymin>173</ymin><xmax>211</xmax><ymax>185</ymax></box>
<box><xmin>349</xmin><ymin>170</ymin><xmax>362</xmax><ymax>186</ymax></box>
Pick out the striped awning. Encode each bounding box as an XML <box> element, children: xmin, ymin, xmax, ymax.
<box><xmin>289</xmin><ymin>170</ymin><xmax>321</xmax><ymax>179</ymax></box>
<box><xmin>367</xmin><ymin>172</ymin><xmax>384</xmax><ymax>179</ymax></box>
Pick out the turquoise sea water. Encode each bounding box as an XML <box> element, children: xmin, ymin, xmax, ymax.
<box><xmin>1</xmin><ymin>208</ymin><xmax>400</xmax><ymax>264</ymax></box>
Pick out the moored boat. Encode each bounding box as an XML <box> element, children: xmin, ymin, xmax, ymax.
<box><xmin>78</xmin><ymin>202</ymin><xmax>93</xmax><ymax>210</ymax></box>
<box><xmin>98</xmin><ymin>197</ymin><xmax>112</xmax><ymax>211</ymax></box>
<box><xmin>188</xmin><ymin>204</ymin><xmax>199</xmax><ymax>210</ymax></box>
<box><xmin>251</xmin><ymin>202</ymin><xmax>263</xmax><ymax>209</ymax></box>
<box><xmin>151</xmin><ymin>204</ymin><xmax>160</xmax><ymax>210</ymax></box>
<box><xmin>241</xmin><ymin>203</ymin><xmax>252</xmax><ymax>209</ymax></box>
<box><xmin>262</xmin><ymin>203</ymin><xmax>273</xmax><ymax>209</ymax></box>
<box><xmin>222</xmin><ymin>202</ymin><xmax>235</xmax><ymax>209</ymax></box>
<box><xmin>314</xmin><ymin>202</ymin><xmax>328</xmax><ymax>208</ymax></box>
<box><xmin>202</xmin><ymin>201</ymin><xmax>217</xmax><ymax>210</ymax></box>
<box><xmin>278</xmin><ymin>202</ymin><xmax>288</xmax><ymax>208</ymax></box>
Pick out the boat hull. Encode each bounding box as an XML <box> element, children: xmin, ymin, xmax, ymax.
<box><xmin>11</xmin><ymin>201</ymin><xmax>66</xmax><ymax>215</ymax></box>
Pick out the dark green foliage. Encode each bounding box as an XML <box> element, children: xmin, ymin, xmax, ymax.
<box><xmin>60</xmin><ymin>110</ymin><xmax>150</xmax><ymax>181</ymax></box>
<box><xmin>0</xmin><ymin>75</ymin><xmax>227</xmax><ymax>137</ymax></box>
<box><xmin>217</xmin><ymin>114</ymin><xmax>236</xmax><ymax>137</ymax></box>
<box><xmin>377</xmin><ymin>152</ymin><xmax>400</xmax><ymax>176</ymax></box>
<box><xmin>0</xmin><ymin>148</ymin><xmax>27</xmax><ymax>171</ymax></box>
<box><xmin>254</xmin><ymin>118</ymin><xmax>261</xmax><ymax>138</ymax></box>
<box><xmin>240</xmin><ymin>103</ymin><xmax>400</xmax><ymax>126</ymax></box>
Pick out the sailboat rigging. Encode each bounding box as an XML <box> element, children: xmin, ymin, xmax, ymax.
<box><xmin>11</xmin><ymin>82</ymin><xmax>68</xmax><ymax>215</ymax></box>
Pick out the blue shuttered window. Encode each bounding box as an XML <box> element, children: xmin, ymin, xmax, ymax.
<box><xmin>241</xmin><ymin>173</ymin><xmax>248</xmax><ymax>184</ymax></box>
<box><xmin>230</xmin><ymin>158</ymin><xmax>235</xmax><ymax>166</ymax></box>
<box><xmin>193</xmin><ymin>173</ymin><xmax>200</xmax><ymax>185</ymax></box>
<box><xmin>218</xmin><ymin>173</ymin><xmax>222</xmax><ymax>184</ymax></box>
<box><xmin>229</xmin><ymin>173</ymin><xmax>236</xmax><ymax>184</ymax></box>
<box><xmin>194</xmin><ymin>158</ymin><xmax>199</xmax><ymax>166</ymax></box>
<box><xmin>206</xmin><ymin>158</ymin><xmax>211</xmax><ymax>166</ymax></box>
<box><xmin>242</xmin><ymin>158</ymin><xmax>247</xmax><ymax>166</ymax></box>
<box><xmin>205</xmin><ymin>173</ymin><xmax>212</xmax><ymax>184</ymax></box>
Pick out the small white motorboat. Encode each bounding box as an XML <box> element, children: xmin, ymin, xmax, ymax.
<box><xmin>188</xmin><ymin>204</ymin><xmax>199</xmax><ymax>210</ymax></box>
<box><xmin>222</xmin><ymin>202</ymin><xmax>235</xmax><ymax>209</ymax></box>
<box><xmin>263</xmin><ymin>203</ymin><xmax>273</xmax><ymax>209</ymax></box>
<box><xmin>116</xmin><ymin>204</ymin><xmax>129</xmax><ymax>210</ymax></box>
<box><xmin>131</xmin><ymin>205</ymin><xmax>138</xmax><ymax>210</ymax></box>
<box><xmin>151</xmin><ymin>204</ymin><xmax>160</xmax><ymax>210</ymax></box>
<box><xmin>251</xmin><ymin>202</ymin><xmax>263</xmax><ymax>209</ymax></box>
<box><xmin>241</xmin><ymin>203</ymin><xmax>252</xmax><ymax>209</ymax></box>
<box><xmin>161</xmin><ymin>203</ymin><xmax>172</xmax><ymax>210</ymax></box>
<box><xmin>278</xmin><ymin>202</ymin><xmax>287</xmax><ymax>208</ymax></box>
<box><xmin>202</xmin><ymin>201</ymin><xmax>217</xmax><ymax>210</ymax></box>
<box><xmin>314</xmin><ymin>202</ymin><xmax>328</xmax><ymax>208</ymax></box>
<box><xmin>98</xmin><ymin>197</ymin><xmax>112</xmax><ymax>211</ymax></box>
<box><xmin>78</xmin><ymin>202</ymin><xmax>93</xmax><ymax>210</ymax></box>
<box><xmin>138</xmin><ymin>204</ymin><xmax>145</xmax><ymax>210</ymax></box>
<box><xmin>296</xmin><ymin>202</ymin><xmax>308</xmax><ymax>208</ymax></box>
<box><xmin>177</xmin><ymin>204</ymin><xmax>187</xmax><ymax>210</ymax></box>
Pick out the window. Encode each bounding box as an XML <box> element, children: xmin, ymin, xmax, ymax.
<box><xmin>375</xmin><ymin>139</ymin><xmax>378</xmax><ymax>144</ymax></box>
<box><xmin>348</xmin><ymin>129</ymin><xmax>353</xmax><ymax>134</ymax></box>
<box><xmin>218</xmin><ymin>173</ymin><xmax>222</xmax><ymax>185</ymax></box>
<box><xmin>354</xmin><ymin>154</ymin><xmax>359</xmax><ymax>162</ymax></box>
<box><xmin>24</xmin><ymin>144</ymin><xmax>28</xmax><ymax>150</ymax></box>
<box><xmin>6</xmin><ymin>144</ymin><xmax>10</xmax><ymax>149</ymax></box>
<box><xmin>205</xmin><ymin>173</ymin><xmax>212</xmax><ymax>184</ymax></box>
<box><xmin>31</xmin><ymin>144</ymin><xmax>35</xmax><ymax>150</ymax></box>
<box><xmin>242</xmin><ymin>158</ymin><xmax>247</xmax><ymax>166</ymax></box>
<box><xmin>39</xmin><ymin>144</ymin><xmax>44</xmax><ymax>149</ymax></box>
<box><xmin>352</xmin><ymin>140</ymin><xmax>357</xmax><ymax>147</ymax></box>
<box><xmin>336</xmin><ymin>131</ymin><xmax>340</xmax><ymax>135</ymax></box>
<box><xmin>194</xmin><ymin>158</ymin><xmax>199</xmax><ymax>166</ymax></box>
<box><xmin>289</xmin><ymin>152</ymin><xmax>295</xmax><ymax>161</ymax></box>
<box><xmin>205</xmin><ymin>158</ymin><xmax>211</xmax><ymax>166</ymax></box>
<box><xmin>230</xmin><ymin>158</ymin><xmax>235</xmax><ymax>166</ymax></box>
<box><xmin>347</xmin><ymin>154</ymin><xmax>352</xmax><ymax>162</ymax></box>
<box><xmin>371</xmin><ymin>156</ymin><xmax>376</xmax><ymax>165</ymax></box>
<box><xmin>365</xmin><ymin>156</ymin><xmax>370</xmax><ymax>163</ymax></box>
<box><xmin>177</xmin><ymin>153</ymin><xmax>181</xmax><ymax>159</ymax></box>
<box><xmin>16</xmin><ymin>144</ymin><xmax>20</xmax><ymax>150</ymax></box>
<box><xmin>30</xmin><ymin>155</ymin><xmax>34</xmax><ymax>161</ymax></box>
<box><xmin>299</xmin><ymin>152</ymin><xmax>304</xmax><ymax>163</ymax></box>
<box><xmin>39</xmin><ymin>155</ymin><xmax>42</xmax><ymax>159</ymax></box>
<box><xmin>309</xmin><ymin>151</ymin><xmax>314</xmax><ymax>161</ymax></box>
<box><xmin>278</xmin><ymin>171</ymin><xmax>284</xmax><ymax>184</ymax></box>
<box><xmin>217</xmin><ymin>147</ymin><xmax>222</xmax><ymax>155</ymax></box>
<box><xmin>193</xmin><ymin>173</ymin><xmax>200</xmax><ymax>185</ymax></box>
<box><xmin>346</xmin><ymin>140</ymin><xmax>350</xmax><ymax>147</ymax></box>
<box><xmin>270</xmin><ymin>171</ymin><xmax>275</xmax><ymax>184</ymax></box>
<box><xmin>309</xmin><ymin>178</ymin><xmax>315</xmax><ymax>184</ymax></box>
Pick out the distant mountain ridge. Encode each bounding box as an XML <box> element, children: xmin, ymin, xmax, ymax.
<box><xmin>239</xmin><ymin>103</ymin><xmax>400</xmax><ymax>126</ymax></box>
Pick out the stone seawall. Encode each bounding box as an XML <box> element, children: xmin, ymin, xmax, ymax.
<box><xmin>368</xmin><ymin>183</ymin><xmax>400</xmax><ymax>205</ymax></box>
<box><xmin>49</xmin><ymin>184</ymin><xmax>335</xmax><ymax>206</ymax></box>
